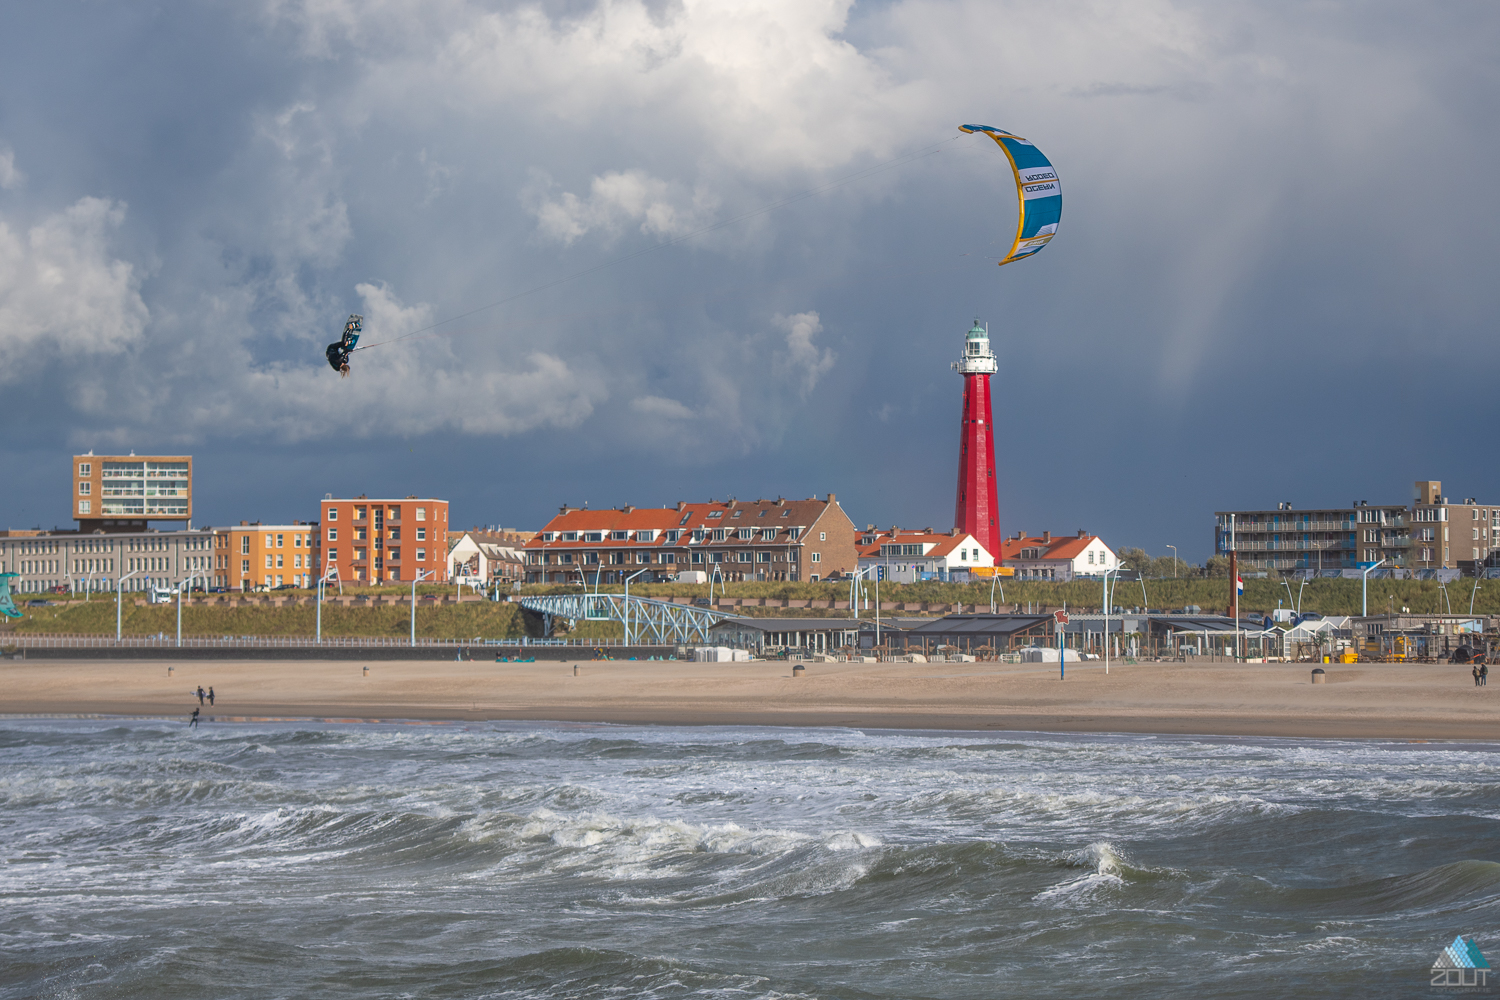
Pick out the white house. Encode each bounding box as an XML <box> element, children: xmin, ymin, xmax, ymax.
<box><xmin>856</xmin><ymin>527</ymin><xmax>994</xmax><ymax>583</ymax></box>
<box><xmin>447</xmin><ymin>532</ymin><xmax>525</xmax><ymax>586</ymax></box>
<box><xmin>1000</xmin><ymin>531</ymin><xmax>1118</xmax><ymax>581</ymax></box>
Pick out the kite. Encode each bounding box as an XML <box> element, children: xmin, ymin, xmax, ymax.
<box><xmin>960</xmin><ymin>124</ymin><xmax>1062</xmax><ymax>265</ymax></box>
<box><xmin>0</xmin><ymin>572</ymin><xmax>21</xmax><ymax>619</ymax></box>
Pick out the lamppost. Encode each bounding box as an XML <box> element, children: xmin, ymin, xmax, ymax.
<box><xmin>116</xmin><ymin>570</ymin><xmax>141</xmax><ymax>643</ymax></box>
<box><xmin>1361</xmin><ymin>558</ymin><xmax>1386</xmax><ymax>617</ymax></box>
<box><xmin>175</xmin><ymin>574</ymin><xmax>207</xmax><ymax>648</ymax></box>
<box><xmin>316</xmin><ymin>566</ymin><xmax>340</xmax><ymax>644</ymax></box>
<box><xmin>411</xmin><ymin>569</ymin><xmax>433</xmax><ymax>647</ymax></box>
<box><xmin>1165</xmin><ymin>545</ymin><xmax>1177</xmax><ymax>578</ymax></box>
<box><xmin>1102</xmin><ymin>565</ymin><xmax>1122</xmax><ymax>674</ymax></box>
<box><xmin>622</xmin><ymin>567</ymin><xmax>649</xmax><ymax>645</ymax></box>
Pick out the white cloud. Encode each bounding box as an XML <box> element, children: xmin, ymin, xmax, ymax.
<box><xmin>773</xmin><ymin>311</ymin><xmax>834</xmax><ymax>397</ymax></box>
<box><xmin>0</xmin><ymin>197</ymin><xmax>148</xmax><ymax>382</ymax></box>
<box><xmin>0</xmin><ymin>148</ymin><xmax>23</xmax><ymax>190</ymax></box>
<box><xmin>528</xmin><ymin>169</ymin><xmax>720</xmax><ymax>246</ymax></box>
<box><xmin>630</xmin><ymin>394</ymin><xmax>696</xmax><ymax>420</ymax></box>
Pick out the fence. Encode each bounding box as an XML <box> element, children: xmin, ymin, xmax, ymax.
<box><xmin>2</xmin><ymin>634</ymin><xmax>667</xmax><ymax>649</ymax></box>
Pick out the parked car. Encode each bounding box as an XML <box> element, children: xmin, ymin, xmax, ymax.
<box><xmin>271</xmin><ymin>584</ymin><xmax>299</xmax><ymax>591</ymax></box>
<box><xmin>692</xmin><ymin>597</ymin><xmax>713</xmax><ymax>607</ymax></box>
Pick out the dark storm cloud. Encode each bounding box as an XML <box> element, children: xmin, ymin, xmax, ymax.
<box><xmin>2</xmin><ymin>1</ymin><xmax>1497</xmax><ymax>559</ymax></box>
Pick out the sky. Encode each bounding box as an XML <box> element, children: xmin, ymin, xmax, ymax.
<box><xmin>2</xmin><ymin>0</ymin><xmax>1497</xmax><ymax>562</ymax></box>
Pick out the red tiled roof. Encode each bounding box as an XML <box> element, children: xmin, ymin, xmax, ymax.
<box><xmin>856</xmin><ymin>530</ymin><xmax>975</xmax><ymax>560</ymax></box>
<box><xmin>1000</xmin><ymin>535</ymin><xmax>1100</xmax><ymax>561</ymax></box>
<box><xmin>525</xmin><ymin>498</ymin><xmax>832</xmax><ymax>548</ymax></box>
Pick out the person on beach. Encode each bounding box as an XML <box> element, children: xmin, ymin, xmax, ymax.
<box><xmin>197</xmin><ymin>686</ymin><xmax>206</xmax><ymax>705</ymax></box>
<box><xmin>1474</xmin><ymin>663</ymin><xmax>1483</xmax><ymax>687</ymax></box>
<box><xmin>189</xmin><ymin>707</ymin><xmax>199</xmax><ymax>728</ymax></box>
<box><xmin>1482</xmin><ymin>663</ymin><xmax>1490</xmax><ymax>687</ymax></box>
<box><xmin>208</xmin><ymin>687</ymin><xmax>215</xmax><ymax>706</ymax></box>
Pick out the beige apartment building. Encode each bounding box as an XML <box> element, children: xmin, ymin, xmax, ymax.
<box><xmin>524</xmin><ymin>495</ymin><xmax>857</xmax><ymax>584</ymax></box>
<box><xmin>73</xmin><ymin>453</ymin><xmax>192</xmax><ymax>531</ymax></box>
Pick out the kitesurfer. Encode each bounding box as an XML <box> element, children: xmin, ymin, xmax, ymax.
<box><xmin>324</xmin><ymin>314</ymin><xmax>363</xmax><ymax>377</ymax></box>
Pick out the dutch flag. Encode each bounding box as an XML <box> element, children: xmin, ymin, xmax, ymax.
<box><xmin>1236</xmin><ymin>576</ymin><xmax>1244</xmax><ymax>596</ymax></box>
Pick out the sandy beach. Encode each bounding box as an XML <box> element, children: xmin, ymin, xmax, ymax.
<box><xmin>0</xmin><ymin>657</ymin><xmax>1495</xmax><ymax>739</ymax></box>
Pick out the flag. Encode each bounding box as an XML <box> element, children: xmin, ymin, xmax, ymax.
<box><xmin>1236</xmin><ymin>576</ymin><xmax>1244</xmax><ymax>596</ymax></box>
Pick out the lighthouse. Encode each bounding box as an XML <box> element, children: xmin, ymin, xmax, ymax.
<box><xmin>951</xmin><ymin>320</ymin><xmax>1000</xmax><ymax>556</ymax></box>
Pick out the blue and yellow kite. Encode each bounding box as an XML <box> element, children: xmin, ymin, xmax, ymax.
<box><xmin>960</xmin><ymin>124</ymin><xmax>1062</xmax><ymax>266</ymax></box>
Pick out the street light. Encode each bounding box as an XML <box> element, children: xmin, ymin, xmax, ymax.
<box><xmin>622</xmin><ymin>567</ymin><xmax>649</xmax><ymax>645</ymax></box>
<box><xmin>1360</xmin><ymin>558</ymin><xmax>1386</xmax><ymax>617</ymax></box>
<box><xmin>316</xmin><ymin>565</ymin><xmax>340</xmax><ymax>643</ymax></box>
<box><xmin>1165</xmin><ymin>545</ymin><xmax>1177</xmax><ymax>578</ymax></box>
<box><xmin>411</xmin><ymin>569</ymin><xmax>433</xmax><ymax>647</ymax></box>
<box><xmin>116</xmin><ymin>570</ymin><xmax>141</xmax><ymax>643</ymax></box>
<box><xmin>1102</xmin><ymin>565</ymin><xmax>1122</xmax><ymax>674</ymax></box>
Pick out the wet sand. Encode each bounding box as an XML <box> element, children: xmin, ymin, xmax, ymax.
<box><xmin>1</xmin><ymin>657</ymin><xmax>1497</xmax><ymax>740</ymax></box>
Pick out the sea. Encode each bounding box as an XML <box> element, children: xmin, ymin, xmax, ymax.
<box><xmin>2</xmin><ymin>719</ymin><xmax>1498</xmax><ymax>999</ymax></box>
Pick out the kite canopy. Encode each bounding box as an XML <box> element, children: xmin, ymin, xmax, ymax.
<box><xmin>0</xmin><ymin>572</ymin><xmax>21</xmax><ymax>619</ymax></box>
<box><xmin>960</xmin><ymin>124</ymin><xmax>1061</xmax><ymax>266</ymax></box>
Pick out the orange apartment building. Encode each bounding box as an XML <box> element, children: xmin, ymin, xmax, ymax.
<box><xmin>320</xmin><ymin>495</ymin><xmax>449</xmax><ymax>584</ymax></box>
<box><xmin>216</xmin><ymin>522</ymin><xmax>323</xmax><ymax>590</ymax></box>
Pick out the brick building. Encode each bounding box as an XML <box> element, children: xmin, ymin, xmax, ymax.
<box><xmin>320</xmin><ymin>495</ymin><xmax>449</xmax><ymax>584</ymax></box>
<box><xmin>524</xmin><ymin>495</ymin><xmax>857</xmax><ymax>584</ymax></box>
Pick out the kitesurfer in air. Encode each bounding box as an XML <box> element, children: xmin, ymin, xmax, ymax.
<box><xmin>325</xmin><ymin>314</ymin><xmax>363</xmax><ymax>377</ymax></box>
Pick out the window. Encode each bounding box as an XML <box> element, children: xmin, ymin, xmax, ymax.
<box><xmin>78</xmin><ymin>463</ymin><xmax>91</xmax><ymax>477</ymax></box>
<box><xmin>1474</xmin><ymin>528</ymin><xmax>1481</xmax><ymax>541</ymax></box>
<box><xmin>327</xmin><ymin>508</ymin><xmax>338</xmax><ymax>521</ymax></box>
<box><xmin>737</xmin><ymin>552</ymin><xmax>752</xmax><ymax>562</ymax></box>
<box><xmin>732</xmin><ymin>511</ymin><xmax>742</xmax><ymax>518</ymax></box>
<box><xmin>637</xmin><ymin>553</ymin><xmax>650</xmax><ymax>564</ymax></box>
<box><xmin>355</xmin><ymin>506</ymin><xmax>366</xmax><ymax>520</ymax></box>
<box><xmin>241</xmin><ymin>559</ymin><xmax>250</xmax><ymax>574</ymax></box>
<box><xmin>781</xmin><ymin>510</ymin><xmax>790</xmax><ymax>517</ymax></box>
<box><xmin>761</xmin><ymin>528</ymin><xmax>776</xmax><ymax>540</ymax></box>
<box><xmin>293</xmin><ymin>554</ymin><xmax>302</xmax><ymax>568</ymax></box>
<box><xmin>636</xmin><ymin>530</ymin><xmax>655</xmax><ymax>542</ymax></box>
<box><xmin>811</xmin><ymin>552</ymin><xmax>821</xmax><ymax>563</ymax></box>
<box><xmin>664</xmin><ymin>530</ymin><xmax>680</xmax><ymax>542</ymax></box>
<box><xmin>737</xmin><ymin>528</ymin><xmax>752</xmax><ymax>540</ymax></box>
<box><xmin>708</xmin><ymin>511</ymin><xmax>722</xmax><ymax>519</ymax></box>
<box><xmin>1088</xmin><ymin>551</ymin><xmax>1095</xmax><ymax>564</ymax></box>
<box><xmin>661</xmin><ymin>553</ymin><xmax>676</xmax><ymax>564</ymax></box>
<box><xmin>1475</xmin><ymin>548</ymin><xmax>1482</xmax><ymax>560</ymax></box>
<box><xmin>789</xmin><ymin>528</ymin><xmax>801</xmax><ymax>540</ymax></box>
<box><xmin>691</xmin><ymin>552</ymin><xmax>704</xmax><ymax>564</ymax></box>
<box><xmin>79</xmin><ymin>501</ymin><xmax>91</xmax><ymax>514</ymax></box>
<box><xmin>712</xmin><ymin>552</ymin><xmax>724</xmax><ymax>563</ymax></box>
<box><xmin>562</xmin><ymin>532</ymin><xmax>578</xmax><ymax>542</ymax></box>
<box><xmin>355</xmin><ymin>548</ymin><xmax>367</xmax><ymax>561</ymax></box>
<box><xmin>960</xmin><ymin>549</ymin><xmax>968</xmax><ymax>561</ymax></box>
<box><xmin>584</xmin><ymin>532</ymin><xmax>603</xmax><ymax>542</ymax></box>
<box><xmin>692</xmin><ymin>529</ymin><xmax>706</xmax><ymax>542</ymax></box>
<box><xmin>757</xmin><ymin>552</ymin><xmax>771</xmax><ymax>563</ymax></box>
<box><xmin>679</xmin><ymin>513</ymin><xmax>691</xmax><ymax>526</ymax></box>
<box><xmin>819</xmin><ymin>532</ymin><xmax>826</xmax><ymax>541</ymax></box>
<box><xmin>416</xmin><ymin>508</ymin><xmax>427</xmax><ymax>521</ymax></box>
<box><xmin>265</xmin><ymin>555</ymin><xmax>273</xmax><ymax>569</ymax></box>
<box><xmin>276</xmin><ymin>534</ymin><xmax>284</xmax><ymax>548</ymax></box>
<box><xmin>79</xmin><ymin>482</ymin><xmax>92</xmax><ymax>495</ymax></box>
<box><xmin>328</xmin><ymin>528</ymin><xmax>338</xmax><ymax>541</ymax></box>
<box><xmin>558</xmin><ymin>552</ymin><xmax>571</xmax><ymax>564</ymax></box>
<box><xmin>714</xmin><ymin>529</ymin><xmax>727</xmax><ymax>542</ymax></box>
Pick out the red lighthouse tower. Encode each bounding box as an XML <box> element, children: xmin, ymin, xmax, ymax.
<box><xmin>952</xmin><ymin>320</ymin><xmax>1001</xmax><ymax>556</ymax></box>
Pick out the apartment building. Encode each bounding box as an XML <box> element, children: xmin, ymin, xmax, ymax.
<box><xmin>320</xmin><ymin>496</ymin><xmax>450</xmax><ymax>584</ymax></box>
<box><xmin>0</xmin><ymin>527</ymin><xmax>220</xmax><ymax>594</ymax></box>
<box><xmin>1216</xmin><ymin>480</ymin><xmax>1500</xmax><ymax>575</ymax></box>
<box><xmin>219</xmin><ymin>522</ymin><xmax>322</xmax><ymax>590</ymax></box>
<box><xmin>523</xmin><ymin>495</ymin><xmax>856</xmax><ymax>584</ymax></box>
<box><xmin>72</xmin><ymin>452</ymin><xmax>192</xmax><ymax>531</ymax></box>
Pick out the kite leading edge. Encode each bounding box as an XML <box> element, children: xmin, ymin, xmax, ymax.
<box><xmin>959</xmin><ymin>124</ymin><xmax>1061</xmax><ymax>266</ymax></box>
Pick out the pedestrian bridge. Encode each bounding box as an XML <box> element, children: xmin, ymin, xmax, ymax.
<box><xmin>517</xmin><ymin>593</ymin><xmax>736</xmax><ymax>645</ymax></box>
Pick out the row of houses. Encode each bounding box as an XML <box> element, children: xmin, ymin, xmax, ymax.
<box><xmin>521</xmin><ymin>496</ymin><xmax>1121</xmax><ymax>585</ymax></box>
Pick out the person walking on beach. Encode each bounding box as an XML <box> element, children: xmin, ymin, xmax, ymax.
<box><xmin>197</xmin><ymin>685</ymin><xmax>206</xmax><ymax>705</ymax></box>
<box><xmin>207</xmin><ymin>686</ymin><xmax>215</xmax><ymax>706</ymax></box>
<box><xmin>1474</xmin><ymin>663</ymin><xmax>1482</xmax><ymax>687</ymax></box>
<box><xmin>189</xmin><ymin>707</ymin><xmax>199</xmax><ymax>728</ymax></box>
<box><xmin>1482</xmin><ymin>663</ymin><xmax>1490</xmax><ymax>687</ymax></box>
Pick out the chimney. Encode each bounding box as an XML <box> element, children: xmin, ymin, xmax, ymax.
<box><xmin>866</xmin><ymin>524</ymin><xmax>875</xmax><ymax>531</ymax></box>
<box><xmin>677</xmin><ymin>501</ymin><xmax>687</xmax><ymax>511</ymax></box>
<box><xmin>623</xmin><ymin>505</ymin><xmax>635</xmax><ymax>513</ymax></box>
<box><xmin>1042</xmin><ymin>531</ymin><xmax>1051</xmax><ymax>542</ymax></box>
<box><xmin>240</xmin><ymin>520</ymin><xmax>248</xmax><ymax>526</ymax></box>
<box><xmin>1077</xmin><ymin>529</ymin><xmax>1087</xmax><ymax>538</ymax></box>
<box><xmin>827</xmin><ymin>493</ymin><xmax>836</xmax><ymax>503</ymax></box>
<box><xmin>776</xmin><ymin>497</ymin><xmax>785</xmax><ymax>506</ymax></box>
<box><xmin>949</xmin><ymin>527</ymin><xmax>959</xmax><ymax>536</ymax></box>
